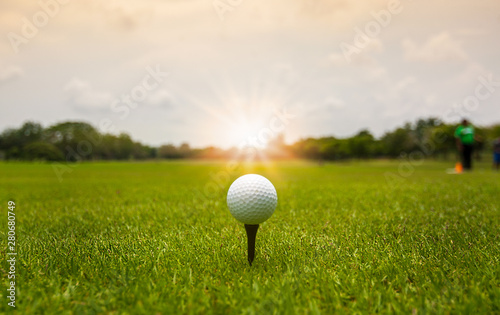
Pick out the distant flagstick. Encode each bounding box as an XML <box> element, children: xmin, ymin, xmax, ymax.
<box><xmin>244</xmin><ymin>224</ymin><xmax>259</xmax><ymax>266</ymax></box>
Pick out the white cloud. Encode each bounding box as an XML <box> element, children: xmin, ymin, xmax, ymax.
<box><xmin>364</xmin><ymin>38</ymin><xmax>384</xmax><ymax>53</ymax></box>
<box><xmin>90</xmin><ymin>1</ymin><xmax>154</xmax><ymax>32</ymax></box>
<box><xmin>331</xmin><ymin>38</ymin><xmax>385</xmax><ymax>66</ymax></box>
<box><xmin>365</xmin><ymin>63</ymin><xmax>388</xmax><ymax>81</ymax></box>
<box><xmin>64</xmin><ymin>78</ymin><xmax>113</xmax><ymax>110</ymax></box>
<box><xmin>424</xmin><ymin>94</ymin><xmax>437</xmax><ymax>106</ymax></box>
<box><xmin>456</xmin><ymin>28</ymin><xmax>487</xmax><ymax>36</ymax></box>
<box><xmin>146</xmin><ymin>89</ymin><xmax>173</xmax><ymax>107</ymax></box>
<box><xmin>0</xmin><ymin>65</ymin><xmax>23</xmax><ymax>84</ymax></box>
<box><xmin>271</xmin><ymin>63</ymin><xmax>300</xmax><ymax>86</ymax></box>
<box><xmin>402</xmin><ymin>32</ymin><xmax>468</xmax><ymax>62</ymax></box>
<box><xmin>455</xmin><ymin>61</ymin><xmax>490</xmax><ymax>85</ymax></box>
<box><xmin>394</xmin><ymin>76</ymin><xmax>417</xmax><ymax>91</ymax></box>
<box><xmin>329</xmin><ymin>53</ymin><xmax>347</xmax><ymax>66</ymax></box>
<box><xmin>324</xmin><ymin>96</ymin><xmax>345</xmax><ymax>109</ymax></box>
<box><xmin>374</xmin><ymin>76</ymin><xmax>419</xmax><ymax>117</ymax></box>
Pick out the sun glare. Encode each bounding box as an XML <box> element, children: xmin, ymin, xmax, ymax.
<box><xmin>180</xmin><ymin>70</ymin><xmax>300</xmax><ymax>150</ymax></box>
<box><xmin>231</xmin><ymin>119</ymin><xmax>269</xmax><ymax>149</ymax></box>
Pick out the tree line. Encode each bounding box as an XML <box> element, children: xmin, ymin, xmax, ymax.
<box><xmin>0</xmin><ymin>118</ymin><xmax>499</xmax><ymax>162</ymax></box>
<box><xmin>290</xmin><ymin>118</ymin><xmax>500</xmax><ymax>161</ymax></box>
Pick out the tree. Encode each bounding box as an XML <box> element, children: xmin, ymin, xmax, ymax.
<box><xmin>348</xmin><ymin>130</ymin><xmax>376</xmax><ymax>158</ymax></box>
<box><xmin>115</xmin><ymin>133</ymin><xmax>134</xmax><ymax>159</ymax></box>
<box><xmin>158</xmin><ymin>144</ymin><xmax>179</xmax><ymax>159</ymax></box>
<box><xmin>23</xmin><ymin>142</ymin><xmax>64</xmax><ymax>161</ymax></box>
<box><xmin>44</xmin><ymin>122</ymin><xmax>100</xmax><ymax>161</ymax></box>
<box><xmin>489</xmin><ymin>124</ymin><xmax>500</xmax><ymax>138</ymax></box>
<box><xmin>414</xmin><ymin>117</ymin><xmax>442</xmax><ymax>143</ymax></box>
<box><xmin>429</xmin><ymin>124</ymin><xmax>458</xmax><ymax>159</ymax></box>
<box><xmin>0</xmin><ymin>121</ymin><xmax>44</xmax><ymax>160</ymax></box>
<box><xmin>380</xmin><ymin>128</ymin><xmax>418</xmax><ymax>157</ymax></box>
<box><xmin>178</xmin><ymin>143</ymin><xmax>191</xmax><ymax>158</ymax></box>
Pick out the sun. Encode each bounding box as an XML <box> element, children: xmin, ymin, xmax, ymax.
<box><xmin>230</xmin><ymin>118</ymin><xmax>269</xmax><ymax>149</ymax></box>
<box><xmin>178</xmin><ymin>70</ymin><xmax>300</xmax><ymax>150</ymax></box>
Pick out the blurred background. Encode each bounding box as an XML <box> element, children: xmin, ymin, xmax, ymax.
<box><xmin>1</xmin><ymin>0</ymin><xmax>499</xmax><ymax>161</ymax></box>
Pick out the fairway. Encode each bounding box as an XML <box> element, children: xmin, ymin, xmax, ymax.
<box><xmin>1</xmin><ymin>161</ymin><xmax>499</xmax><ymax>314</ymax></box>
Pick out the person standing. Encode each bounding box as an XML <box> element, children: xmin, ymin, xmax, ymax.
<box><xmin>454</xmin><ymin>119</ymin><xmax>475</xmax><ymax>170</ymax></box>
<box><xmin>493</xmin><ymin>137</ymin><xmax>500</xmax><ymax>171</ymax></box>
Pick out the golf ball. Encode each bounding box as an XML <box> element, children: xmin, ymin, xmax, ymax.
<box><xmin>227</xmin><ymin>174</ymin><xmax>278</xmax><ymax>224</ymax></box>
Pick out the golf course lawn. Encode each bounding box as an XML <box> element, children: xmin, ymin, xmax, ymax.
<box><xmin>1</xmin><ymin>160</ymin><xmax>498</xmax><ymax>314</ymax></box>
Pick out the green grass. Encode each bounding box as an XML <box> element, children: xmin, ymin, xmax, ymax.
<box><xmin>1</xmin><ymin>160</ymin><xmax>499</xmax><ymax>314</ymax></box>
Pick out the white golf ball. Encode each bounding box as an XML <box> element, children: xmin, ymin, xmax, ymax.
<box><xmin>227</xmin><ymin>174</ymin><xmax>278</xmax><ymax>224</ymax></box>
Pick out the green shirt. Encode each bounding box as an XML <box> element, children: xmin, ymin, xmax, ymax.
<box><xmin>455</xmin><ymin>125</ymin><xmax>474</xmax><ymax>145</ymax></box>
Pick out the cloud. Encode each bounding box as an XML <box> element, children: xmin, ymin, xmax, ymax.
<box><xmin>146</xmin><ymin>89</ymin><xmax>173</xmax><ymax>107</ymax></box>
<box><xmin>272</xmin><ymin>0</ymin><xmax>390</xmax><ymax>28</ymax></box>
<box><xmin>64</xmin><ymin>78</ymin><xmax>113</xmax><ymax>110</ymax></box>
<box><xmin>394</xmin><ymin>76</ymin><xmax>417</xmax><ymax>91</ymax></box>
<box><xmin>374</xmin><ymin>76</ymin><xmax>417</xmax><ymax>103</ymax></box>
<box><xmin>0</xmin><ymin>65</ymin><xmax>23</xmax><ymax>84</ymax></box>
<box><xmin>402</xmin><ymin>32</ymin><xmax>468</xmax><ymax>62</ymax></box>
<box><xmin>455</xmin><ymin>61</ymin><xmax>490</xmax><ymax>84</ymax></box>
<box><xmin>424</xmin><ymin>94</ymin><xmax>437</xmax><ymax>106</ymax></box>
<box><xmin>456</xmin><ymin>28</ymin><xmax>487</xmax><ymax>36</ymax></box>
<box><xmin>324</xmin><ymin>96</ymin><xmax>345</xmax><ymax>109</ymax></box>
<box><xmin>271</xmin><ymin>63</ymin><xmax>300</xmax><ymax>86</ymax></box>
<box><xmin>100</xmin><ymin>3</ymin><xmax>150</xmax><ymax>32</ymax></box>
<box><xmin>329</xmin><ymin>53</ymin><xmax>346</xmax><ymax>66</ymax></box>
<box><xmin>365</xmin><ymin>64</ymin><xmax>388</xmax><ymax>80</ymax></box>
<box><xmin>330</xmin><ymin>38</ymin><xmax>384</xmax><ymax>67</ymax></box>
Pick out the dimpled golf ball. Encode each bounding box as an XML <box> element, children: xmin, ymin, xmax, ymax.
<box><xmin>227</xmin><ymin>174</ymin><xmax>278</xmax><ymax>224</ymax></box>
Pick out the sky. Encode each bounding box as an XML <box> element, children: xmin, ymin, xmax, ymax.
<box><xmin>1</xmin><ymin>0</ymin><xmax>499</xmax><ymax>148</ymax></box>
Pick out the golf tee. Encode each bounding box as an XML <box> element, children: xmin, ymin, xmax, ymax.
<box><xmin>244</xmin><ymin>224</ymin><xmax>259</xmax><ymax>266</ymax></box>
